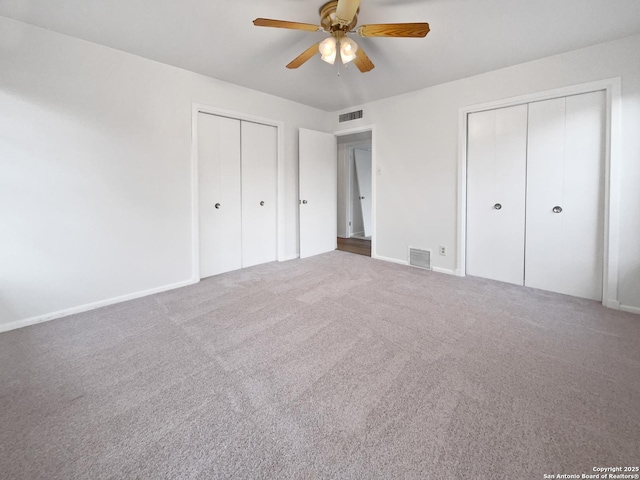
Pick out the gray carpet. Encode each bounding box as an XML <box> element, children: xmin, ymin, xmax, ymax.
<box><xmin>1</xmin><ymin>251</ymin><xmax>639</xmax><ymax>479</ymax></box>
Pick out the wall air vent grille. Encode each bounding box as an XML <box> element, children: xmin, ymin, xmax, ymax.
<box><xmin>408</xmin><ymin>247</ymin><xmax>432</xmax><ymax>270</ymax></box>
<box><xmin>339</xmin><ymin>110</ymin><xmax>363</xmax><ymax>122</ymax></box>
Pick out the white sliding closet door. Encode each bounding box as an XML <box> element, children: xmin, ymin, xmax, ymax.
<box><xmin>466</xmin><ymin>105</ymin><xmax>528</xmax><ymax>285</ymax></box>
<box><xmin>241</xmin><ymin>121</ymin><xmax>278</xmax><ymax>268</ymax></box>
<box><xmin>198</xmin><ymin>113</ymin><xmax>242</xmax><ymax>278</ymax></box>
<box><xmin>525</xmin><ymin>91</ymin><xmax>605</xmax><ymax>300</ymax></box>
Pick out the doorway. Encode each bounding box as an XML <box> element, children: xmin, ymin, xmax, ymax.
<box><xmin>336</xmin><ymin>131</ymin><xmax>372</xmax><ymax>257</ymax></box>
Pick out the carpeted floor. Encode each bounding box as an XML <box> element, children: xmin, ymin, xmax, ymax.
<box><xmin>1</xmin><ymin>251</ymin><xmax>639</xmax><ymax>479</ymax></box>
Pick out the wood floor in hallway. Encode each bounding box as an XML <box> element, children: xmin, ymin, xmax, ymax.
<box><xmin>336</xmin><ymin>237</ymin><xmax>371</xmax><ymax>257</ymax></box>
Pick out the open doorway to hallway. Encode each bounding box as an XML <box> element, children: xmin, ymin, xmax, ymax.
<box><xmin>336</xmin><ymin>130</ymin><xmax>372</xmax><ymax>257</ymax></box>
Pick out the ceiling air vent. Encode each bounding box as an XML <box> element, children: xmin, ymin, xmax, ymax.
<box><xmin>408</xmin><ymin>247</ymin><xmax>432</xmax><ymax>270</ymax></box>
<box><xmin>339</xmin><ymin>110</ymin><xmax>363</xmax><ymax>123</ymax></box>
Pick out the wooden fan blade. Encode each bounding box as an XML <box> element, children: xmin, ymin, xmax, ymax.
<box><xmin>353</xmin><ymin>47</ymin><xmax>375</xmax><ymax>73</ymax></box>
<box><xmin>357</xmin><ymin>23</ymin><xmax>430</xmax><ymax>38</ymax></box>
<box><xmin>286</xmin><ymin>43</ymin><xmax>320</xmax><ymax>69</ymax></box>
<box><xmin>335</xmin><ymin>0</ymin><xmax>360</xmax><ymax>25</ymax></box>
<box><xmin>253</xmin><ymin>18</ymin><xmax>321</xmax><ymax>32</ymax></box>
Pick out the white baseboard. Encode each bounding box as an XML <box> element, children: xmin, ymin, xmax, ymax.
<box><xmin>373</xmin><ymin>254</ymin><xmax>409</xmax><ymax>266</ymax></box>
<box><xmin>373</xmin><ymin>254</ymin><xmax>457</xmax><ymax>277</ymax></box>
<box><xmin>0</xmin><ymin>278</ymin><xmax>199</xmax><ymax>334</ymax></box>
<box><xmin>279</xmin><ymin>254</ymin><xmax>299</xmax><ymax>262</ymax></box>
<box><xmin>432</xmin><ymin>266</ymin><xmax>456</xmax><ymax>275</ymax></box>
<box><xmin>604</xmin><ymin>299</ymin><xmax>621</xmax><ymax>310</ymax></box>
<box><xmin>454</xmin><ymin>269</ymin><xmax>465</xmax><ymax>277</ymax></box>
<box><xmin>619</xmin><ymin>303</ymin><xmax>640</xmax><ymax>315</ymax></box>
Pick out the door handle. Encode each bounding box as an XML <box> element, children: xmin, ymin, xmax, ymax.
<box><xmin>553</xmin><ymin>206</ymin><xmax>563</xmax><ymax>213</ymax></box>
<box><xmin>359</xmin><ymin>196</ymin><xmax>365</xmax><ymax>200</ymax></box>
<box><xmin>215</xmin><ymin>203</ymin><xmax>221</xmax><ymax>209</ymax></box>
<box><xmin>260</xmin><ymin>201</ymin><xmax>265</xmax><ymax>206</ymax></box>
<box><xmin>494</xmin><ymin>203</ymin><xmax>502</xmax><ymax>210</ymax></box>
<box><xmin>302</xmin><ymin>200</ymin><xmax>308</xmax><ymax>204</ymax></box>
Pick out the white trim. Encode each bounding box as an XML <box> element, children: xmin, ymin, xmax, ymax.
<box><xmin>604</xmin><ymin>299</ymin><xmax>621</xmax><ymax>310</ymax></box>
<box><xmin>0</xmin><ymin>279</ymin><xmax>197</xmax><ymax>334</ymax></box>
<box><xmin>602</xmin><ymin>80</ymin><xmax>622</xmax><ymax>308</ymax></box>
<box><xmin>334</xmin><ymin>124</ymin><xmax>377</xmax><ymax>258</ymax></box>
<box><xmin>432</xmin><ymin>267</ymin><xmax>456</xmax><ymax>276</ymax></box>
<box><xmin>191</xmin><ymin>103</ymin><xmax>286</xmax><ymax>280</ymax></box>
<box><xmin>373</xmin><ymin>254</ymin><xmax>409</xmax><ymax>266</ymax></box>
<box><xmin>619</xmin><ymin>304</ymin><xmax>640</xmax><ymax>315</ymax></box>
<box><xmin>457</xmin><ymin>78</ymin><xmax>622</xmax><ymax>309</ymax></box>
<box><xmin>374</xmin><ymin>253</ymin><xmax>457</xmax><ymax>276</ymax></box>
<box><xmin>279</xmin><ymin>254</ymin><xmax>299</xmax><ymax>262</ymax></box>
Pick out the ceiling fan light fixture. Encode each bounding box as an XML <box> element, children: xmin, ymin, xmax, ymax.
<box><xmin>319</xmin><ymin>36</ymin><xmax>336</xmax><ymax>56</ymax></box>
<box><xmin>319</xmin><ymin>36</ymin><xmax>337</xmax><ymax>64</ymax></box>
<box><xmin>321</xmin><ymin>50</ymin><xmax>337</xmax><ymax>64</ymax></box>
<box><xmin>339</xmin><ymin>37</ymin><xmax>358</xmax><ymax>64</ymax></box>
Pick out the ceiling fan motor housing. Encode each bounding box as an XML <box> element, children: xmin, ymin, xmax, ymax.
<box><xmin>320</xmin><ymin>1</ymin><xmax>359</xmax><ymax>33</ymax></box>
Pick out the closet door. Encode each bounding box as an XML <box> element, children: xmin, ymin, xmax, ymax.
<box><xmin>198</xmin><ymin>113</ymin><xmax>242</xmax><ymax>278</ymax></box>
<box><xmin>241</xmin><ymin>121</ymin><xmax>277</xmax><ymax>268</ymax></box>
<box><xmin>466</xmin><ymin>104</ymin><xmax>528</xmax><ymax>285</ymax></box>
<box><xmin>525</xmin><ymin>91</ymin><xmax>605</xmax><ymax>300</ymax></box>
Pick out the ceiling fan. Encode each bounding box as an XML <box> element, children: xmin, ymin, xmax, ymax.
<box><xmin>253</xmin><ymin>0</ymin><xmax>430</xmax><ymax>73</ymax></box>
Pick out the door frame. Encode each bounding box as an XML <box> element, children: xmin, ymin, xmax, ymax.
<box><xmin>334</xmin><ymin>124</ymin><xmax>377</xmax><ymax>257</ymax></box>
<box><xmin>191</xmin><ymin>103</ymin><xmax>285</xmax><ymax>282</ymax></box>
<box><xmin>456</xmin><ymin>78</ymin><xmax>622</xmax><ymax>309</ymax></box>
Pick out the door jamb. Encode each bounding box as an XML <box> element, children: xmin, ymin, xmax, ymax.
<box><xmin>456</xmin><ymin>78</ymin><xmax>622</xmax><ymax>309</ymax></box>
<box><xmin>191</xmin><ymin>103</ymin><xmax>285</xmax><ymax>282</ymax></box>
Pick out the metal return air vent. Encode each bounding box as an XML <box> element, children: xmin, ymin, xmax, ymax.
<box><xmin>408</xmin><ymin>247</ymin><xmax>432</xmax><ymax>270</ymax></box>
<box><xmin>339</xmin><ymin>110</ymin><xmax>363</xmax><ymax>122</ymax></box>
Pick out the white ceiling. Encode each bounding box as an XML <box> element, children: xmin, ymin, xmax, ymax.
<box><xmin>2</xmin><ymin>0</ymin><xmax>640</xmax><ymax>111</ymax></box>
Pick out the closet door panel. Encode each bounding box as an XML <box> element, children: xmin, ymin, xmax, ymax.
<box><xmin>198</xmin><ymin>114</ymin><xmax>242</xmax><ymax>278</ymax></box>
<box><xmin>241</xmin><ymin>121</ymin><xmax>277</xmax><ymax>268</ymax></box>
<box><xmin>466</xmin><ymin>105</ymin><xmax>527</xmax><ymax>285</ymax></box>
<box><xmin>525</xmin><ymin>97</ymin><xmax>566</xmax><ymax>293</ymax></box>
<box><xmin>525</xmin><ymin>92</ymin><xmax>604</xmax><ymax>300</ymax></box>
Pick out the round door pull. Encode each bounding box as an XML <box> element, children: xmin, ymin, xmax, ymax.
<box><xmin>260</xmin><ymin>201</ymin><xmax>265</xmax><ymax>206</ymax></box>
<box><xmin>553</xmin><ymin>206</ymin><xmax>563</xmax><ymax>213</ymax></box>
<box><xmin>494</xmin><ymin>203</ymin><xmax>502</xmax><ymax>210</ymax></box>
<box><xmin>215</xmin><ymin>203</ymin><xmax>221</xmax><ymax>209</ymax></box>
<box><xmin>302</xmin><ymin>200</ymin><xmax>308</xmax><ymax>204</ymax></box>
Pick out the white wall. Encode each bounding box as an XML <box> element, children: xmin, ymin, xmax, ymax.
<box><xmin>334</xmin><ymin>34</ymin><xmax>640</xmax><ymax>311</ymax></box>
<box><xmin>0</xmin><ymin>16</ymin><xmax>331</xmax><ymax>328</ymax></box>
<box><xmin>3</xmin><ymin>15</ymin><xmax>639</xmax><ymax>329</ymax></box>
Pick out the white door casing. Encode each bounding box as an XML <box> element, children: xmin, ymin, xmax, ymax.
<box><xmin>525</xmin><ymin>91</ymin><xmax>605</xmax><ymax>300</ymax></box>
<box><xmin>299</xmin><ymin>128</ymin><xmax>337</xmax><ymax>259</ymax></box>
<box><xmin>354</xmin><ymin>149</ymin><xmax>373</xmax><ymax>238</ymax></box>
<box><xmin>198</xmin><ymin>113</ymin><xmax>242</xmax><ymax>278</ymax></box>
<box><xmin>466</xmin><ymin>105</ymin><xmax>528</xmax><ymax>285</ymax></box>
